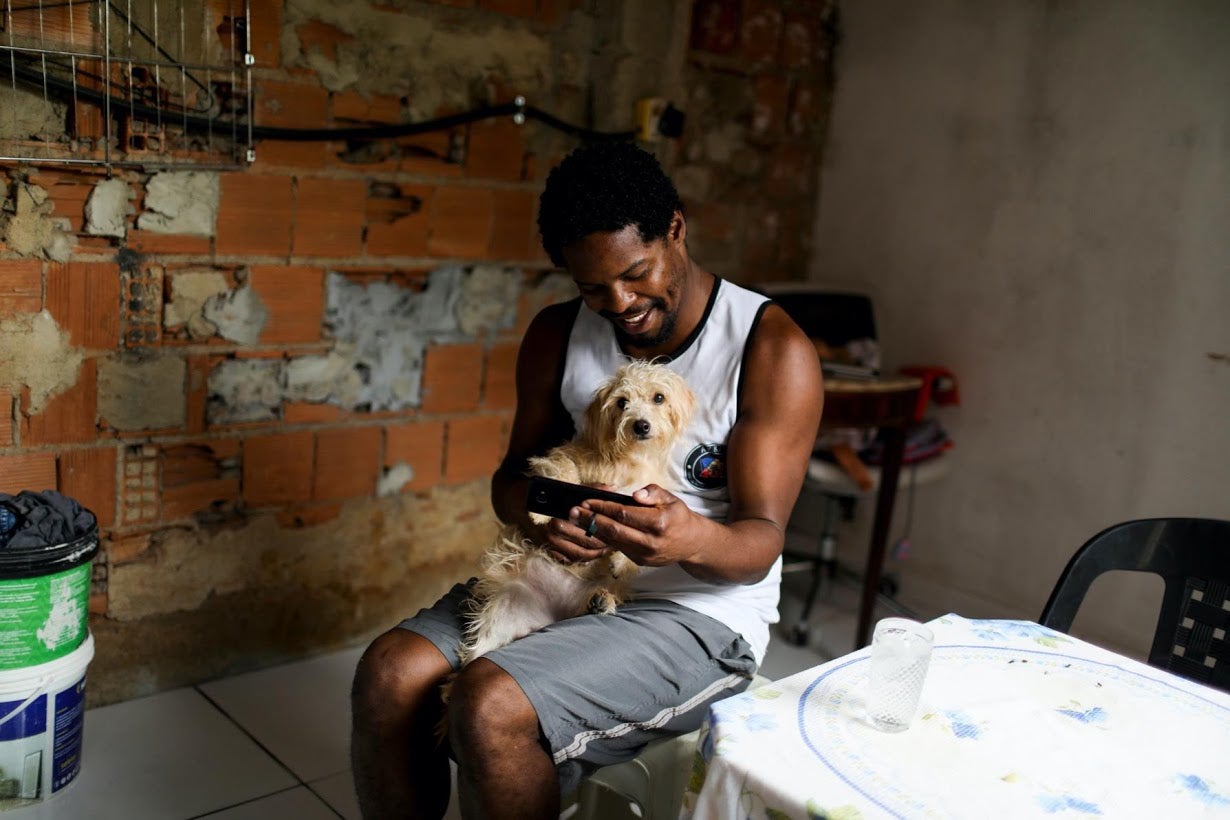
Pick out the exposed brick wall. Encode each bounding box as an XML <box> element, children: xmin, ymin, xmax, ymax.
<box><xmin>680</xmin><ymin>0</ymin><xmax>838</xmax><ymax>283</ymax></box>
<box><xmin>0</xmin><ymin>0</ymin><xmax>833</xmax><ymax>702</ymax></box>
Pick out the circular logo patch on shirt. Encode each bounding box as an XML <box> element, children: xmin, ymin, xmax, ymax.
<box><xmin>685</xmin><ymin>443</ymin><xmax>727</xmax><ymax>490</ymax></box>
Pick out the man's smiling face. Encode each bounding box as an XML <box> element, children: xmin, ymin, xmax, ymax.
<box><xmin>561</xmin><ymin>216</ymin><xmax>687</xmax><ymax>352</ymax></box>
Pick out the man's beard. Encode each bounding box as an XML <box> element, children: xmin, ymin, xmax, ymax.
<box><xmin>609</xmin><ymin>299</ymin><xmax>676</xmax><ymax>348</ymax></box>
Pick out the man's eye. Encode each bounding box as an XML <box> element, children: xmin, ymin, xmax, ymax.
<box><xmin>653</xmin><ymin>393</ymin><xmax>665</xmax><ymax>404</ymax></box>
<box><xmin>616</xmin><ymin>397</ymin><xmax>628</xmax><ymax>410</ymax></box>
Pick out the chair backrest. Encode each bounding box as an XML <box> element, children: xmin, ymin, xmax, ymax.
<box><xmin>754</xmin><ymin>283</ymin><xmax>877</xmax><ymax>347</ymax></box>
<box><xmin>1039</xmin><ymin>517</ymin><xmax>1230</xmax><ymax>693</ymax></box>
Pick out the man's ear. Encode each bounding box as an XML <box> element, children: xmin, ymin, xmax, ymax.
<box><xmin>669</xmin><ymin>211</ymin><xmax>687</xmax><ymax>246</ymax></box>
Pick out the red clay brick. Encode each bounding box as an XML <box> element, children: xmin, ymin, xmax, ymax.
<box><xmin>45</xmin><ymin>262</ymin><xmax>121</xmax><ymax>350</ymax></box>
<box><xmin>255</xmin><ymin>79</ymin><xmax>330</xmax><ymax>130</ymax></box>
<box><xmin>185</xmin><ymin>356</ymin><xmax>212</xmax><ymax>435</ymax></box>
<box><xmin>44</xmin><ymin>180</ymin><xmax>95</xmax><ymax>232</ymax></box>
<box><xmin>422</xmin><ymin>343</ymin><xmax>483</xmax><ymax>413</ymax></box>
<box><xmin>740</xmin><ymin>0</ymin><xmax>784</xmax><ymax>66</ymax></box>
<box><xmin>333</xmin><ymin>91</ymin><xmax>402</xmax><ymax>124</ymax></box>
<box><xmin>766</xmin><ymin>143</ymin><xmax>814</xmax><ymax>199</ymax></box>
<box><xmin>163</xmin><ymin>475</ymin><xmax>240</xmax><ymax>521</ymax></box>
<box><xmin>366</xmin><ymin>184</ymin><xmax>431</xmax><ymax>257</ymax></box>
<box><xmin>0</xmin><ymin>389</ymin><xmax>11</xmax><ymax>446</ymax></box>
<box><xmin>208</xmin><ymin>0</ymin><xmax>280</xmax><ymax>67</ymax></box>
<box><xmin>428</xmin><ymin>187</ymin><xmax>493</xmax><ymax>258</ymax></box>
<box><xmin>313</xmin><ymin>426</ymin><xmax>381</xmax><ymax>500</ymax></box>
<box><xmin>0</xmin><ymin>260</ymin><xmax>42</xmax><ymax>316</ymax></box>
<box><xmin>283</xmin><ymin>402</ymin><xmax>345</xmax><ymax>423</ymax></box>
<box><xmin>691</xmin><ymin>0</ymin><xmax>741</xmax><ymax>53</ymax></box>
<box><xmin>488</xmin><ymin>189</ymin><xmax>537</xmax><ymax>261</ymax></box>
<box><xmin>248</xmin><ymin>0</ymin><xmax>282</xmax><ymax>67</ymax></box>
<box><xmin>0</xmin><ymin>452</ymin><xmax>57</xmax><ymax>494</ymax></box>
<box><xmin>788</xmin><ymin>77</ymin><xmax>823</xmax><ymax>138</ymax></box>
<box><xmin>750</xmin><ymin>74</ymin><xmax>789</xmax><ymax>141</ymax></box>
<box><xmin>444</xmin><ymin>415</ymin><xmax>504</xmax><ymax>484</ymax></box>
<box><xmin>293</xmin><ymin>177</ymin><xmax>366</xmax><ymax>257</ymax></box>
<box><xmin>385</xmin><ymin>420</ymin><xmax>445</xmax><ymax>491</ymax></box>
<box><xmin>216</xmin><ymin>174</ymin><xmax>293</xmax><ymax>257</ymax></box>
<box><xmin>399</xmin><ymin>130</ymin><xmax>463</xmax><ymax>177</ymax></box>
<box><xmin>478</xmin><ymin>0</ymin><xmax>537</xmax><ymax>16</ymax></box>
<box><xmin>482</xmin><ymin>341</ymin><xmax>519</xmax><ymax>410</ymax></box>
<box><xmin>107</xmin><ymin>533</ymin><xmax>151</xmax><ymax>564</ymax></box>
<box><xmin>243</xmin><ymin>430</ymin><xmax>315</xmax><ymax>507</ymax></box>
<box><xmin>22</xmin><ymin>358</ymin><xmax>97</xmax><ymax>445</ymax></box>
<box><xmin>252</xmin><ymin>140</ymin><xmax>331</xmax><ymax>170</ymax></box>
<box><xmin>466</xmin><ymin>120</ymin><xmax>527</xmax><ymax>181</ymax></box>
<box><xmin>125</xmin><ymin>230</ymin><xmax>212</xmax><ymax>256</ymax></box>
<box><xmin>58</xmin><ymin>445</ymin><xmax>117</xmax><ymax>528</ymax></box>
<box><xmin>781</xmin><ymin>12</ymin><xmax>818</xmax><ymax>69</ymax></box>
<box><xmin>295</xmin><ymin>19</ymin><xmax>354</xmax><ymax>63</ymax></box>
<box><xmin>247</xmin><ymin>265</ymin><xmax>325</xmax><ymax>343</ymax></box>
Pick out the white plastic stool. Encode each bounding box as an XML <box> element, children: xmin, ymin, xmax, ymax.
<box><xmin>566</xmin><ymin>673</ymin><xmax>772</xmax><ymax>820</ymax></box>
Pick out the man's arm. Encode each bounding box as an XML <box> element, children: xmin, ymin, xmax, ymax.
<box><xmin>490</xmin><ymin>302</ymin><xmax>578</xmax><ymax>532</ymax></box>
<box><xmin>563</xmin><ymin>304</ymin><xmax>824</xmax><ymax>583</ymax></box>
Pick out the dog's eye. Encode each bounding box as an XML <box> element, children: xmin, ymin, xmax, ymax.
<box><xmin>653</xmin><ymin>393</ymin><xmax>665</xmax><ymax>404</ymax></box>
<box><xmin>616</xmin><ymin>397</ymin><xmax>628</xmax><ymax>411</ymax></box>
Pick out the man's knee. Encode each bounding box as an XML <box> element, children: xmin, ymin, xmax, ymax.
<box><xmin>447</xmin><ymin>659</ymin><xmax>541</xmax><ymax>758</ymax></box>
<box><xmin>352</xmin><ymin>628</ymin><xmax>451</xmax><ymax>726</ymax></box>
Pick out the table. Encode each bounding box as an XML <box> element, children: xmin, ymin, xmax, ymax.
<box><xmin>819</xmin><ymin>375</ymin><xmax>922</xmax><ymax>648</ymax></box>
<box><xmin>681</xmin><ymin>615</ymin><xmax>1230</xmax><ymax>819</ymax></box>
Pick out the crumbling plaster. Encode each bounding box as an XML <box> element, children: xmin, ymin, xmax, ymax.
<box><xmin>137</xmin><ymin>171</ymin><xmax>219</xmax><ymax>236</ymax></box>
<box><xmin>0</xmin><ymin>179</ymin><xmax>77</xmax><ymax>261</ymax></box>
<box><xmin>281</xmin><ymin>0</ymin><xmax>552</xmax><ymax>116</ymax></box>
<box><xmin>97</xmin><ymin>354</ymin><xmax>187</xmax><ymax>431</ymax></box>
<box><xmin>0</xmin><ymin>311</ymin><xmax>83</xmax><ymax>414</ymax></box>
<box><xmin>93</xmin><ymin>482</ymin><xmax>497</xmax><ymax>703</ymax></box>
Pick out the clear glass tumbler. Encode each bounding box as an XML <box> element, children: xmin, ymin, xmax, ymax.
<box><xmin>867</xmin><ymin>617</ymin><xmax>934</xmax><ymax>732</ymax></box>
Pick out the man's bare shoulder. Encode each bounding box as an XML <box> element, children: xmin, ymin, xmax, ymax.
<box><xmin>748</xmin><ymin>302</ymin><xmax>821</xmax><ymax>370</ymax></box>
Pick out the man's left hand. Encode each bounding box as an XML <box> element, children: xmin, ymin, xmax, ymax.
<box><xmin>574</xmin><ymin>484</ymin><xmax>703</xmax><ymax>567</ymax></box>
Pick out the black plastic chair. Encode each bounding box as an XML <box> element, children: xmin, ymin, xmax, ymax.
<box><xmin>1039</xmin><ymin>517</ymin><xmax>1230</xmax><ymax>693</ymax></box>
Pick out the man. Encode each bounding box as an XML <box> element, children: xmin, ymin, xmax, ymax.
<box><xmin>351</xmin><ymin>141</ymin><xmax>823</xmax><ymax>819</ymax></box>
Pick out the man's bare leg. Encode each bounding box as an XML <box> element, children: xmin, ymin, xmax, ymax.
<box><xmin>351</xmin><ymin>629</ymin><xmax>454</xmax><ymax>820</ymax></box>
<box><xmin>448</xmin><ymin>659</ymin><xmax>559</xmax><ymax>819</ymax></box>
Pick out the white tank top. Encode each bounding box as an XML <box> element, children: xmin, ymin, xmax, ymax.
<box><xmin>559</xmin><ymin>278</ymin><xmax>781</xmax><ymax>664</ymax></box>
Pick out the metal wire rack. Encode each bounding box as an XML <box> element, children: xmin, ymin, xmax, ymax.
<box><xmin>1</xmin><ymin>0</ymin><xmax>253</xmax><ymax>170</ymax></box>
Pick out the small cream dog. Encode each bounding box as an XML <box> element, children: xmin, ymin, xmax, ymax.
<box><xmin>457</xmin><ymin>360</ymin><xmax>695</xmax><ymax>668</ymax></box>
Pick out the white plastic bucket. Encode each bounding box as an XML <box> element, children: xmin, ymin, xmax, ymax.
<box><xmin>0</xmin><ymin>633</ymin><xmax>93</xmax><ymax>810</ymax></box>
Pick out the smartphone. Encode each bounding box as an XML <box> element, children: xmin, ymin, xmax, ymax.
<box><xmin>525</xmin><ymin>476</ymin><xmax>637</xmax><ymax>520</ymax></box>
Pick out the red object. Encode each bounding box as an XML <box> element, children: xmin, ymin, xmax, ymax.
<box><xmin>898</xmin><ymin>365</ymin><xmax>961</xmax><ymax>421</ymax></box>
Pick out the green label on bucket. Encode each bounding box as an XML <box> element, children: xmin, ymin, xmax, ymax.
<box><xmin>0</xmin><ymin>563</ymin><xmax>90</xmax><ymax>670</ymax></box>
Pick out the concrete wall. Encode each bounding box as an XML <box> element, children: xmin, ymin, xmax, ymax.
<box><xmin>810</xmin><ymin>0</ymin><xmax>1230</xmax><ymax>657</ymax></box>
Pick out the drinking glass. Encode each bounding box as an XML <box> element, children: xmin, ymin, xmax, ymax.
<box><xmin>867</xmin><ymin>617</ymin><xmax>934</xmax><ymax>732</ymax></box>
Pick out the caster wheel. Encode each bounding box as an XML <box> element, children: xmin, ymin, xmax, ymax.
<box><xmin>786</xmin><ymin>623</ymin><xmax>810</xmax><ymax>647</ymax></box>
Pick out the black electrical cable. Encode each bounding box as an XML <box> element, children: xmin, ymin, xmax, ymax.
<box><xmin>0</xmin><ymin>54</ymin><xmax>635</xmax><ymax>143</ymax></box>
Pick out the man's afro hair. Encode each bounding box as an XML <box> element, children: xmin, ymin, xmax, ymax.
<box><xmin>537</xmin><ymin>141</ymin><xmax>683</xmax><ymax>268</ymax></box>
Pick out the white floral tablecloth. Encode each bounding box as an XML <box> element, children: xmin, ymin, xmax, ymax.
<box><xmin>681</xmin><ymin>614</ymin><xmax>1230</xmax><ymax>819</ymax></box>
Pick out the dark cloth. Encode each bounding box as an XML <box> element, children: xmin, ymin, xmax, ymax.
<box><xmin>0</xmin><ymin>490</ymin><xmax>96</xmax><ymax>550</ymax></box>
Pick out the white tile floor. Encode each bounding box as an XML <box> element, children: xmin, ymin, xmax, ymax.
<box><xmin>4</xmin><ymin>563</ymin><xmax>888</xmax><ymax>819</ymax></box>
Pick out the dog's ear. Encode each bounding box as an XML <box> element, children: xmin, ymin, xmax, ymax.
<box><xmin>664</xmin><ymin>372</ymin><xmax>695</xmax><ymax>436</ymax></box>
<box><xmin>582</xmin><ymin>375</ymin><xmax>618</xmax><ymax>446</ymax></box>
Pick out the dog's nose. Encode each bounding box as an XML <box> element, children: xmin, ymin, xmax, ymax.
<box><xmin>633</xmin><ymin>419</ymin><xmax>651</xmax><ymax>438</ymax></box>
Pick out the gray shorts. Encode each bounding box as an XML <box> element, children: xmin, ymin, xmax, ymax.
<box><xmin>399</xmin><ymin>580</ymin><xmax>757</xmax><ymax>794</ymax></box>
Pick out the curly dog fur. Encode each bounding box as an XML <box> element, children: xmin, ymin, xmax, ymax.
<box><xmin>457</xmin><ymin>360</ymin><xmax>695</xmax><ymax>668</ymax></box>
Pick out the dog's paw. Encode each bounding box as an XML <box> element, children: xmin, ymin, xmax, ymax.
<box><xmin>588</xmin><ymin>591</ymin><xmax>618</xmax><ymax>615</ymax></box>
